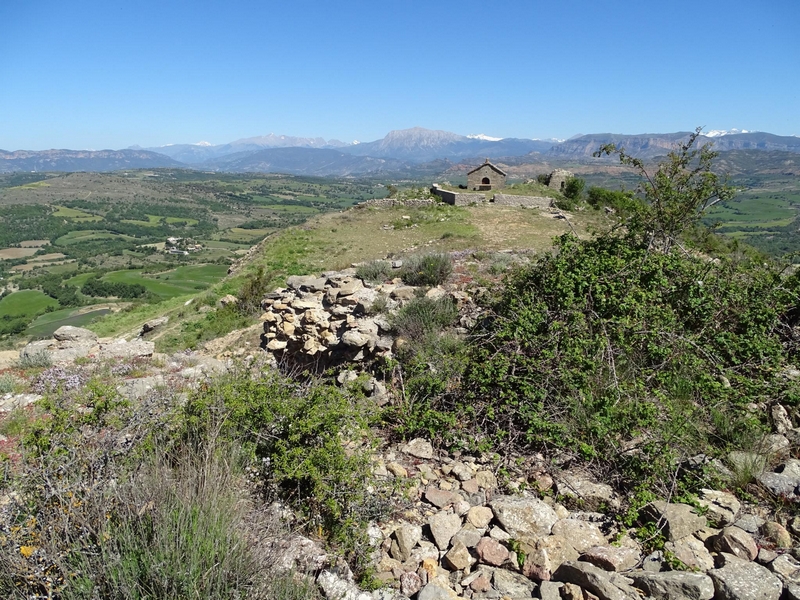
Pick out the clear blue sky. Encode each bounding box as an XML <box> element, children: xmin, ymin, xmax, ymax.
<box><xmin>1</xmin><ymin>0</ymin><xmax>798</xmax><ymax>150</ymax></box>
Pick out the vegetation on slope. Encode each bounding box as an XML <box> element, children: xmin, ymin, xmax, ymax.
<box><xmin>392</xmin><ymin>130</ymin><xmax>800</xmax><ymax>513</ymax></box>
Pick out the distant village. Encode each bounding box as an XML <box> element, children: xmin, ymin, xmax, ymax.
<box><xmin>165</xmin><ymin>237</ymin><xmax>202</xmax><ymax>255</ymax></box>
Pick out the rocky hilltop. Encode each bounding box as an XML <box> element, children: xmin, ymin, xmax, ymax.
<box><xmin>4</xmin><ymin>257</ymin><xmax>800</xmax><ymax>599</ymax></box>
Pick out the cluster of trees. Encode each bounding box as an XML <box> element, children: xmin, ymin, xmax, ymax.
<box><xmin>18</xmin><ymin>273</ymin><xmax>81</xmax><ymax>307</ymax></box>
<box><xmin>81</xmin><ymin>276</ymin><xmax>147</xmax><ymax>299</ymax></box>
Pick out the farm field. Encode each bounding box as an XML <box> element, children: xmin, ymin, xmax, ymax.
<box><xmin>26</xmin><ymin>305</ymin><xmax>113</xmax><ymax>339</ymax></box>
<box><xmin>103</xmin><ymin>264</ymin><xmax>230</xmax><ymax>299</ymax></box>
<box><xmin>0</xmin><ymin>248</ymin><xmax>38</xmax><ymax>260</ymax></box>
<box><xmin>0</xmin><ymin>290</ymin><xmax>59</xmax><ymax>317</ymax></box>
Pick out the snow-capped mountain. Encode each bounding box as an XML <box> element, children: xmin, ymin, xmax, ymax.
<box><xmin>704</xmin><ymin>129</ymin><xmax>752</xmax><ymax>138</ymax></box>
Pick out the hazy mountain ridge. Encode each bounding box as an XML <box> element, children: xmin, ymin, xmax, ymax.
<box><xmin>547</xmin><ymin>131</ymin><xmax>800</xmax><ymax>159</ymax></box>
<box><xmin>203</xmin><ymin>147</ymin><xmax>406</xmax><ymax>176</ymax></box>
<box><xmin>142</xmin><ymin>134</ymin><xmax>351</xmax><ymax>164</ymax></box>
<box><xmin>0</xmin><ymin>149</ymin><xmax>184</xmax><ymax>173</ymax></box>
<box><xmin>4</xmin><ymin>128</ymin><xmax>800</xmax><ymax>175</ymax></box>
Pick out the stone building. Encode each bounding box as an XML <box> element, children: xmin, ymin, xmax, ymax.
<box><xmin>467</xmin><ymin>160</ymin><xmax>507</xmax><ymax>191</ymax></box>
<box><xmin>547</xmin><ymin>169</ymin><xmax>574</xmax><ymax>191</ymax></box>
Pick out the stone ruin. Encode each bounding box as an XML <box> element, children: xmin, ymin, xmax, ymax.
<box><xmin>547</xmin><ymin>169</ymin><xmax>574</xmax><ymax>191</ymax></box>
<box><xmin>260</xmin><ymin>268</ymin><xmax>476</xmax><ymax>372</ymax></box>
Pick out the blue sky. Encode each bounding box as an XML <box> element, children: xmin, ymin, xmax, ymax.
<box><xmin>1</xmin><ymin>0</ymin><xmax>798</xmax><ymax>150</ymax></box>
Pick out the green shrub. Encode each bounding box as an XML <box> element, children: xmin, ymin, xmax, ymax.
<box><xmin>399</xmin><ymin>253</ymin><xmax>452</xmax><ymax>287</ymax></box>
<box><xmin>18</xmin><ymin>348</ymin><xmax>52</xmax><ymax>369</ymax></box>
<box><xmin>563</xmin><ymin>176</ymin><xmax>585</xmax><ymax>201</ymax></box>
<box><xmin>455</xmin><ymin>232</ymin><xmax>790</xmax><ymax>493</ymax></box>
<box><xmin>103</xmin><ymin>445</ymin><xmax>259</xmax><ymax>600</ymax></box>
<box><xmin>391</xmin><ymin>296</ymin><xmax>457</xmax><ymax>343</ymax></box>
<box><xmin>237</xmin><ymin>265</ymin><xmax>273</xmax><ymax>315</ymax></box>
<box><xmin>182</xmin><ymin>370</ymin><xmax>387</xmax><ymax>576</ymax></box>
<box><xmin>356</xmin><ymin>260</ymin><xmax>392</xmax><ymax>284</ymax></box>
<box><xmin>0</xmin><ymin>372</ymin><xmax>20</xmax><ymax>394</ymax></box>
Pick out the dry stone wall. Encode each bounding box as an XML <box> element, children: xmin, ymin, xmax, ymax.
<box><xmin>492</xmin><ymin>194</ymin><xmax>553</xmax><ymax>208</ymax></box>
<box><xmin>260</xmin><ymin>268</ymin><xmax>476</xmax><ymax>371</ymax></box>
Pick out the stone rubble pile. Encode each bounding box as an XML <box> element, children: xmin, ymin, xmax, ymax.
<box><xmin>260</xmin><ymin>268</ymin><xmax>476</xmax><ymax>368</ymax></box>
<box><xmin>275</xmin><ymin>436</ymin><xmax>800</xmax><ymax>600</ymax></box>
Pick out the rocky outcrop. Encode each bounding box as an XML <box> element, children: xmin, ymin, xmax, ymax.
<box><xmin>20</xmin><ymin>326</ymin><xmax>154</xmax><ymax>364</ymax></box>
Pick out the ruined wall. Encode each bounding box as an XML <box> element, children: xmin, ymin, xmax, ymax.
<box><xmin>548</xmin><ymin>169</ymin><xmax>573</xmax><ymax>191</ymax></box>
<box><xmin>491</xmin><ymin>194</ymin><xmax>552</xmax><ymax>208</ymax></box>
<box><xmin>356</xmin><ymin>198</ymin><xmax>436</xmax><ymax>208</ymax></box>
<box><xmin>432</xmin><ymin>188</ymin><xmax>487</xmax><ymax>206</ymax></box>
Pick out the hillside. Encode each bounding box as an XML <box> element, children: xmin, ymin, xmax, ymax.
<box><xmin>2</xmin><ymin>142</ymin><xmax>800</xmax><ymax>600</ymax></box>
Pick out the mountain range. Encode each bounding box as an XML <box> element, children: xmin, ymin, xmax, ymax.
<box><xmin>2</xmin><ymin>128</ymin><xmax>799</xmax><ymax>176</ymax></box>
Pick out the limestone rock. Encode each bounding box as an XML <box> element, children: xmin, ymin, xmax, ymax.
<box><xmin>286</xmin><ymin>275</ymin><xmax>328</xmax><ymax>293</ymax></box>
<box><xmin>428</xmin><ymin>511</ymin><xmax>462</xmax><ymax>550</ymax></box>
<box><xmin>761</xmin><ymin>521</ymin><xmax>793</xmax><ymax>548</ymax></box>
<box><xmin>424</xmin><ymin>487</ymin><xmax>458</xmax><ymax>509</ymax></box>
<box><xmin>641</xmin><ymin>501</ymin><xmax>706</xmax><ymax>542</ymax></box>
<box><xmin>219</xmin><ymin>294</ymin><xmax>238</xmax><ymax>307</ymax></box>
<box><xmin>708</xmin><ymin>553</ymin><xmax>783</xmax><ymax>600</ymax></box>
<box><xmin>98</xmin><ymin>339</ymin><xmax>154</xmax><ymax>360</ymax></box>
<box><xmin>341</xmin><ymin>330</ymin><xmax>370</xmax><ymax>347</ymax></box>
<box><xmin>317</xmin><ymin>570</ymin><xmax>370</xmax><ymax>600</ymax></box>
<box><xmin>710</xmin><ymin>526</ymin><xmax>758</xmax><ymax>561</ymax></box>
<box><xmin>442</xmin><ymin>540</ymin><xmax>474</xmax><ymax>571</ymax></box>
<box><xmin>697</xmin><ymin>489</ymin><xmax>740</xmax><ymax>526</ymax></box>
<box><xmin>269</xmin><ymin>534</ymin><xmax>330</xmax><ymax>573</ymax></box>
<box><xmin>489</xmin><ymin>495</ymin><xmax>558</xmax><ymax>537</ymax></box>
<box><xmin>492</xmin><ymin>569</ymin><xmax>536</xmax><ymax>598</ymax></box>
<box><xmin>664</xmin><ymin>535</ymin><xmax>714</xmax><ymax>572</ymax></box>
<box><xmin>467</xmin><ymin>506</ymin><xmax>494</xmax><ymax>529</ymax></box>
<box><xmin>551</xmin><ymin>519</ymin><xmax>607</xmax><ymax>553</ymax></box>
<box><xmin>451</xmin><ymin>523</ymin><xmax>483</xmax><ymax>549</ymax></box>
<box><xmin>474</xmin><ymin>470</ymin><xmax>498</xmax><ymax>490</ymax></box>
<box><xmin>539</xmin><ymin>581</ymin><xmax>563</xmax><ymax>600</ymax></box>
<box><xmin>392</xmin><ymin>524</ymin><xmax>422</xmax><ymax>562</ymax></box>
<box><xmin>417</xmin><ymin>582</ymin><xmax>459</xmax><ymax>600</ymax></box>
<box><xmin>519</xmin><ymin>534</ymin><xmax>580</xmax><ymax>578</ymax></box>
<box><xmin>53</xmin><ymin>326</ymin><xmax>97</xmax><ymax>343</ymax></box>
<box><xmin>734</xmin><ymin>514</ymin><xmax>765</xmax><ymax>534</ymax></box>
<box><xmin>768</xmin><ymin>553</ymin><xmax>800</xmax><ymax>583</ymax></box>
<box><xmin>555</xmin><ymin>470</ymin><xmax>620</xmax><ymax>510</ymax></box>
<box><xmin>553</xmin><ymin>561</ymin><xmax>641</xmax><ymax>600</ymax></box>
<box><xmin>580</xmin><ymin>545</ymin><xmax>640</xmax><ymax>572</ymax></box>
<box><xmin>631</xmin><ymin>571</ymin><xmax>714</xmax><ymax>600</ymax></box>
<box><xmin>403</xmin><ymin>438</ymin><xmax>434</xmax><ymax>459</ymax></box>
<box><xmin>772</xmin><ymin>404</ymin><xmax>794</xmax><ymax>435</ymax></box>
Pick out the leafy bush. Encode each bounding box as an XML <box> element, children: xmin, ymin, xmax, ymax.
<box><xmin>456</xmin><ymin>233</ymin><xmax>795</xmax><ymax>490</ymax></box>
<box><xmin>182</xmin><ymin>370</ymin><xmax>386</xmax><ymax>575</ymax></box>
<box><xmin>587</xmin><ymin>186</ymin><xmax>642</xmax><ymax>217</ymax></box>
<box><xmin>356</xmin><ymin>260</ymin><xmax>392</xmax><ymax>284</ymax></box>
<box><xmin>399</xmin><ymin>253</ymin><xmax>452</xmax><ymax>287</ymax></box>
<box><xmin>0</xmin><ymin>370</ymin><xmax>324</xmax><ymax>599</ymax></box>
<box><xmin>563</xmin><ymin>176</ymin><xmax>585</xmax><ymax>201</ymax></box>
